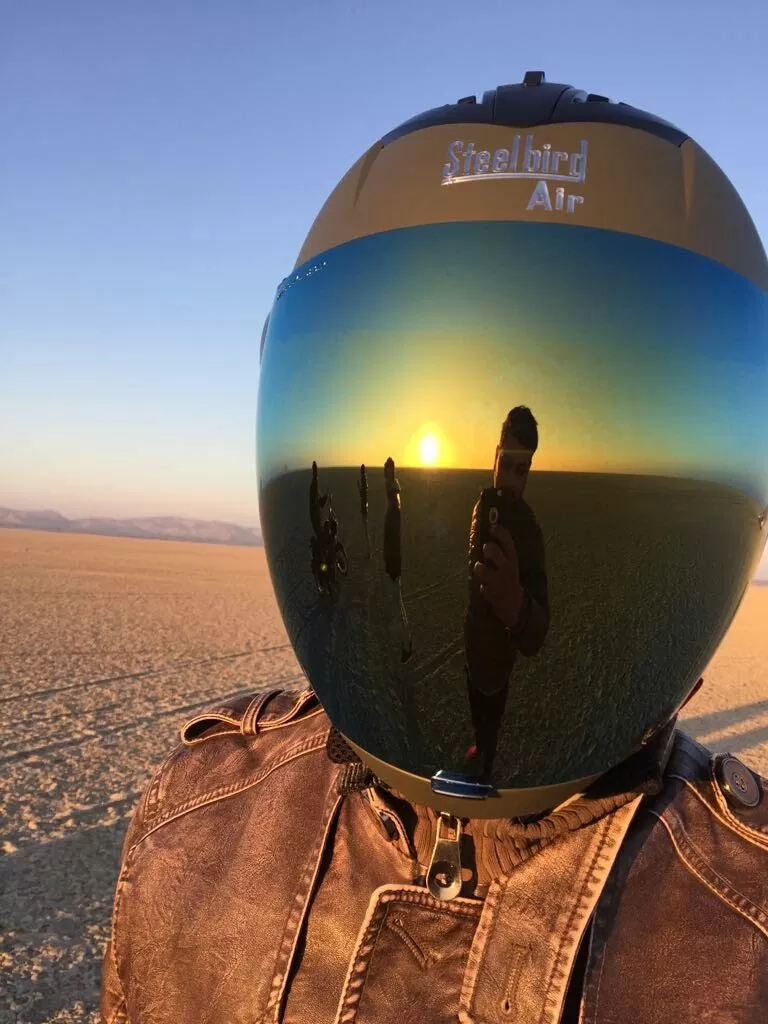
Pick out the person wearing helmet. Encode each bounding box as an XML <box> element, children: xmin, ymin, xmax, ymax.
<box><xmin>102</xmin><ymin>73</ymin><xmax>768</xmax><ymax>1024</ymax></box>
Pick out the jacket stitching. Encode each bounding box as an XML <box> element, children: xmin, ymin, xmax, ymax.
<box><xmin>256</xmin><ymin>688</ymin><xmax>313</xmax><ymax>728</ymax></box>
<box><xmin>180</xmin><ymin>690</ymin><xmax>322</xmax><ymax>746</ymax></box>
<box><xmin>179</xmin><ymin>705</ymin><xmax>325</xmax><ymax>747</ymax></box>
<box><xmin>583</xmin><ymin>799</ymin><xmax>657</xmax><ymax>1024</ymax></box>
<box><xmin>375</xmin><ymin>886</ymin><xmax>482</xmax><ymax>915</ymax></box>
<box><xmin>459</xmin><ymin>825</ymin><xmax>598</xmax><ymax>1024</ymax></box>
<box><xmin>142</xmin><ymin>744</ymin><xmax>183</xmax><ymax>825</ymax></box>
<box><xmin>662</xmin><ymin>806</ymin><xmax>768</xmax><ymax>916</ymax></box>
<box><xmin>109</xmin><ymin>840</ymin><xmax>140</xmax><ymax>1022</ymax></box>
<box><xmin>668</xmin><ymin>773</ymin><xmax>768</xmax><ymax>849</ymax></box>
<box><xmin>180</xmin><ymin>712</ymin><xmax>242</xmax><ymax>743</ymax></box>
<box><xmin>241</xmin><ymin>690</ymin><xmax>273</xmax><ymax>734</ymax></box>
<box><xmin>241</xmin><ymin>687</ymin><xmax>316</xmax><ymax>735</ymax></box>
<box><xmin>649</xmin><ymin>809</ymin><xmax>768</xmax><ymax>939</ymax></box>
<box><xmin>336</xmin><ymin>895</ymin><xmax>390</xmax><ymax>1023</ymax></box>
<box><xmin>258</xmin><ymin>705</ymin><xmax>325</xmax><ymax>732</ymax></box>
<box><xmin>385</xmin><ymin>915</ymin><xmax>445</xmax><ymax>968</ymax></box>
<box><xmin>128</xmin><ymin>735</ymin><xmax>331</xmax><ymax>850</ymax></box>
<box><xmin>539</xmin><ymin>859</ymin><xmax>595</xmax><ymax>1021</ymax></box>
<box><xmin>707</xmin><ymin>760</ymin><xmax>768</xmax><ymax>839</ymax></box>
<box><xmin>539</xmin><ymin>815</ymin><xmax>615</xmax><ymax>1024</ymax></box>
<box><xmin>179</xmin><ymin>728</ymin><xmax>240</xmax><ymax>748</ymax></box>
<box><xmin>338</xmin><ymin>887</ymin><xmax>481</xmax><ymax>1023</ymax></box>
<box><xmin>266</xmin><ymin>786</ymin><xmax>344</xmax><ymax>1023</ymax></box>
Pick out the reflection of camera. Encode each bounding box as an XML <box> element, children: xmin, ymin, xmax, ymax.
<box><xmin>484</xmin><ymin>505</ymin><xmax>500</xmax><ymax>570</ymax></box>
<box><xmin>476</xmin><ymin>491</ymin><xmax>501</xmax><ymax>565</ymax></box>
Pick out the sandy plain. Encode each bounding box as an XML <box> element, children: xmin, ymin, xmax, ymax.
<box><xmin>0</xmin><ymin>527</ymin><xmax>766</xmax><ymax>1023</ymax></box>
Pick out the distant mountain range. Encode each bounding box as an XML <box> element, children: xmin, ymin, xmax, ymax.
<box><xmin>0</xmin><ymin>508</ymin><xmax>262</xmax><ymax>547</ymax></box>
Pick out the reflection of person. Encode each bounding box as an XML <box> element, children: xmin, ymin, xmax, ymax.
<box><xmin>357</xmin><ymin>463</ymin><xmax>371</xmax><ymax>557</ymax></box>
<box><xmin>309</xmin><ymin>460</ymin><xmax>328</xmax><ymax>540</ymax></box>
<box><xmin>310</xmin><ymin>461</ymin><xmax>331</xmax><ymax>589</ymax></box>
<box><xmin>464</xmin><ymin>407</ymin><xmax>550</xmax><ymax>779</ymax></box>
<box><xmin>384</xmin><ymin>457</ymin><xmax>413</xmax><ymax>663</ymax></box>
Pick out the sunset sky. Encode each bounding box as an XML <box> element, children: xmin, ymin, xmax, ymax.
<box><xmin>2</xmin><ymin>1</ymin><xmax>767</xmax><ymax>575</ymax></box>
<box><xmin>259</xmin><ymin>221</ymin><xmax>768</xmax><ymax>510</ymax></box>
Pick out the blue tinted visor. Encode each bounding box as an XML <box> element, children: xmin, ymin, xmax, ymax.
<box><xmin>257</xmin><ymin>220</ymin><xmax>768</xmax><ymax>795</ymax></box>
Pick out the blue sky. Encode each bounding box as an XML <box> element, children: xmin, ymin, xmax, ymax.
<box><xmin>2</xmin><ymin>0</ymin><xmax>767</xmax><ymax>572</ymax></box>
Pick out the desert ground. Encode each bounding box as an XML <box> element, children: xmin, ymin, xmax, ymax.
<box><xmin>0</xmin><ymin>527</ymin><xmax>766</xmax><ymax>1023</ymax></box>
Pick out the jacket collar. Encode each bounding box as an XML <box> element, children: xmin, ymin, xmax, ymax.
<box><xmin>365</xmin><ymin>719</ymin><xmax>677</xmax><ymax>888</ymax></box>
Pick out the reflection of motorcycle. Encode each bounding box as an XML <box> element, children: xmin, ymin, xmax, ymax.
<box><xmin>311</xmin><ymin>496</ymin><xmax>348</xmax><ymax>593</ymax></box>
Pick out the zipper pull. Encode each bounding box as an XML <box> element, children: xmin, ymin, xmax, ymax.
<box><xmin>426</xmin><ymin>813</ymin><xmax>463</xmax><ymax>901</ymax></box>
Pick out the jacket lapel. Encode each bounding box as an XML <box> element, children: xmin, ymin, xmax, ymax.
<box><xmin>459</xmin><ymin>795</ymin><xmax>644</xmax><ymax>1024</ymax></box>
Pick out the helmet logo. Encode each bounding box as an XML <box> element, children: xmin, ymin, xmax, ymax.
<box><xmin>441</xmin><ymin>135</ymin><xmax>587</xmax><ymax>214</ymax></box>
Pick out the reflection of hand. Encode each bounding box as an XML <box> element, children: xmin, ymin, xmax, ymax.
<box><xmin>473</xmin><ymin>524</ymin><xmax>525</xmax><ymax>628</ymax></box>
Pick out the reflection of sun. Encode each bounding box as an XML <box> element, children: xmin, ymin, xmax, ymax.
<box><xmin>419</xmin><ymin>433</ymin><xmax>440</xmax><ymax>466</ymax></box>
<box><xmin>403</xmin><ymin>422</ymin><xmax>454</xmax><ymax>468</ymax></box>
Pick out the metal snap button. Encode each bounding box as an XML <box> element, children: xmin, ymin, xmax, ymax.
<box><xmin>716</xmin><ymin>756</ymin><xmax>762</xmax><ymax>809</ymax></box>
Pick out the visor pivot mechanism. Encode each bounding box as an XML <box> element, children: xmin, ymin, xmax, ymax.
<box><xmin>426</xmin><ymin>813</ymin><xmax>464</xmax><ymax>902</ymax></box>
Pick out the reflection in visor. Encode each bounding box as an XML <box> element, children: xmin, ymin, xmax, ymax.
<box><xmin>257</xmin><ymin>220</ymin><xmax>768</xmax><ymax>794</ymax></box>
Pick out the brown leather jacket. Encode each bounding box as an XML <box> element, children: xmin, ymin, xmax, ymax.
<box><xmin>101</xmin><ymin>687</ymin><xmax>768</xmax><ymax>1023</ymax></box>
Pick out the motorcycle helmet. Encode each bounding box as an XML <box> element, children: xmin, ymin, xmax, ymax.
<box><xmin>256</xmin><ymin>72</ymin><xmax>768</xmax><ymax>818</ymax></box>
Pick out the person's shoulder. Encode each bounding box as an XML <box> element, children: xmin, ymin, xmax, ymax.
<box><xmin>594</xmin><ymin>733</ymin><xmax>768</xmax><ymax>1017</ymax></box>
<box><xmin>474</xmin><ymin>487</ymin><xmax>495</xmax><ymax>511</ymax></box>
<box><xmin>511</xmin><ymin>497</ymin><xmax>542</xmax><ymax>537</ymax></box>
<box><xmin>642</xmin><ymin>730</ymin><xmax>768</xmax><ymax>898</ymax></box>
<box><xmin>662</xmin><ymin>730</ymin><xmax>767</xmax><ymax>825</ymax></box>
<box><xmin>124</xmin><ymin>687</ymin><xmax>333</xmax><ymax>850</ymax></box>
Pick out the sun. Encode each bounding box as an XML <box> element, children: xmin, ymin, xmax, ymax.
<box><xmin>403</xmin><ymin>421</ymin><xmax>454</xmax><ymax>468</ymax></box>
<box><xmin>419</xmin><ymin>433</ymin><xmax>440</xmax><ymax>466</ymax></box>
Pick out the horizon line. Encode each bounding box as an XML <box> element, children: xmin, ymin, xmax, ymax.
<box><xmin>0</xmin><ymin>506</ymin><xmax>261</xmax><ymax>529</ymax></box>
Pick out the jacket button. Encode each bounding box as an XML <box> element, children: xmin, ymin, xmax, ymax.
<box><xmin>715</xmin><ymin>755</ymin><xmax>762</xmax><ymax>808</ymax></box>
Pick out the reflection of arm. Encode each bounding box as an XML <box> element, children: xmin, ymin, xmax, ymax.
<box><xmin>509</xmin><ymin>523</ymin><xmax>549</xmax><ymax>656</ymax></box>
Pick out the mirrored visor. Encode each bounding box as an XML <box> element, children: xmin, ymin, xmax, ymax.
<box><xmin>257</xmin><ymin>220</ymin><xmax>768</xmax><ymax>796</ymax></box>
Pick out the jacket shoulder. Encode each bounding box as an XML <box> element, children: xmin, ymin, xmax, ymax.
<box><xmin>663</xmin><ymin>730</ymin><xmax>768</xmax><ymax>839</ymax></box>
<box><xmin>127</xmin><ymin>686</ymin><xmax>332</xmax><ymax>846</ymax></box>
<box><xmin>638</xmin><ymin>730</ymin><xmax>768</xmax><ymax>929</ymax></box>
<box><xmin>589</xmin><ymin>732</ymin><xmax>768</xmax><ymax>1021</ymax></box>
